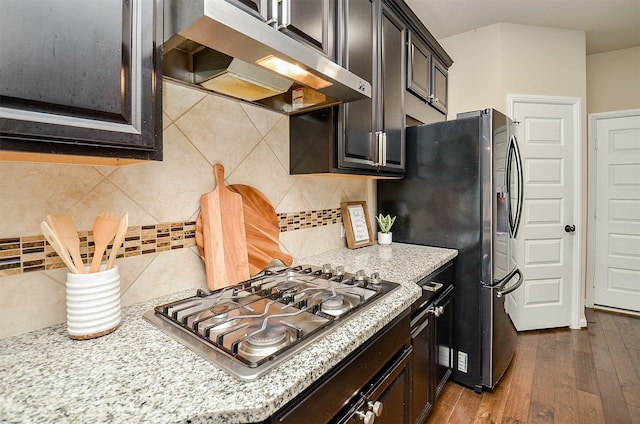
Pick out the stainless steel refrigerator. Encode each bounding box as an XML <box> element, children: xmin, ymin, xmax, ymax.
<box><xmin>377</xmin><ymin>108</ymin><xmax>524</xmax><ymax>392</ymax></box>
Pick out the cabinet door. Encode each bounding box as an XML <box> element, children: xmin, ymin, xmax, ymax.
<box><xmin>338</xmin><ymin>0</ymin><xmax>376</xmax><ymax>171</ymax></box>
<box><xmin>406</xmin><ymin>30</ymin><xmax>448</xmax><ymax>117</ymax></box>
<box><xmin>379</xmin><ymin>3</ymin><xmax>405</xmax><ymax>172</ymax></box>
<box><xmin>0</xmin><ymin>0</ymin><xmax>162</xmax><ymax>161</ymax></box>
<box><xmin>411</xmin><ymin>313</ymin><xmax>434</xmax><ymax>424</ymax></box>
<box><xmin>225</xmin><ymin>0</ymin><xmax>271</xmax><ymax>22</ymax></box>
<box><xmin>433</xmin><ymin>289</ymin><xmax>453</xmax><ymax>399</ymax></box>
<box><xmin>338</xmin><ymin>0</ymin><xmax>404</xmax><ymax>175</ymax></box>
<box><xmin>431</xmin><ymin>56</ymin><xmax>449</xmax><ymax>114</ymax></box>
<box><xmin>367</xmin><ymin>347</ymin><xmax>412</xmax><ymax>424</ymax></box>
<box><xmin>278</xmin><ymin>0</ymin><xmax>335</xmax><ymax>58</ymax></box>
<box><xmin>407</xmin><ymin>34</ymin><xmax>431</xmax><ymax>101</ymax></box>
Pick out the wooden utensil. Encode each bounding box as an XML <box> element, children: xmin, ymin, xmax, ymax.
<box><xmin>47</xmin><ymin>215</ymin><xmax>85</xmax><ymax>274</ymax></box>
<box><xmin>106</xmin><ymin>212</ymin><xmax>128</xmax><ymax>270</ymax></box>
<box><xmin>196</xmin><ymin>184</ymin><xmax>292</xmax><ymax>275</ymax></box>
<box><xmin>200</xmin><ymin>164</ymin><xmax>250</xmax><ymax>289</ymax></box>
<box><xmin>89</xmin><ymin>211</ymin><xmax>120</xmax><ymax>273</ymax></box>
<box><xmin>41</xmin><ymin>221</ymin><xmax>79</xmax><ymax>274</ymax></box>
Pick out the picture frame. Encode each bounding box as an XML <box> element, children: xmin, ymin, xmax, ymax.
<box><xmin>340</xmin><ymin>201</ymin><xmax>374</xmax><ymax>249</ymax></box>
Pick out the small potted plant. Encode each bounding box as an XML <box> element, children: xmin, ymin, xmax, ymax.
<box><xmin>376</xmin><ymin>213</ymin><xmax>396</xmax><ymax>245</ymax></box>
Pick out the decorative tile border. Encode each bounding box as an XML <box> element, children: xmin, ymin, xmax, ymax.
<box><xmin>277</xmin><ymin>208</ymin><xmax>342</xmax><ymax>232</ymax></box>
<box><xmin>0</xmin><ymin>222</ymin><xmax>197</xmax><ymax>277</ymax></box>
<box><xmin>0</xmin><ymin>208</ymin><xmax>343</xmax><ymax>277</ymax></box>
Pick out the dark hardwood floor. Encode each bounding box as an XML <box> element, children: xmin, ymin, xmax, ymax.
<box><xmin>428</xmin><ymin>308</ymin><xmax>640</xmax><ymax>424</ymax></box>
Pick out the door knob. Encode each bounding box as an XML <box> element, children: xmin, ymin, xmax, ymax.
<box><xmin>564</xmin><ymin>225</ymin><xmax>576</xmax><ymax>233</ymax></box>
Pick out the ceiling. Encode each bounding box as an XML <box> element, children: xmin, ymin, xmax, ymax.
<box><xmin>404</xmin><ymin>0</ymin><xmax>640</xmax><ymax>55</ymax></box>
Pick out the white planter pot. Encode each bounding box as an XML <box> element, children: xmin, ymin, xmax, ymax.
<box><xmin>378</xmin><ymin>232</ymin><xmax>392</xmax><ymax>245</ymax></box>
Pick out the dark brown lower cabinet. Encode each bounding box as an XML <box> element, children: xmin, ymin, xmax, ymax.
<box><xmin>432</xmin><ymin>289</ymin><xmax>453</xmax><ymax>401</ymax></box>
<box><xmin>411</xmin><ymin>306</ymin><xmax>436</xmax><ymax>422</ymax></box>
<box><xmin>337</xmin><ymin>346</ymin><xmax>412</xmax><ymax>424</ymax></box>
<box><xmin>262</xmin><ymin>312</ymin><xmax>411</xmax><ymax>424</ymax></box>
<box><xmin>352</xmin><ymin>346</ymin><xmax>412</xmax><ymax>424</ymax></box>
<box><xmin>411</xmin><ymin>265</ymin><xmax>454</xmax><ymax>424</ymax></box>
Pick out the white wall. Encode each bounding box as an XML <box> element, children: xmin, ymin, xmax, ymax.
<box><xmin>437</xmin><ymin>24</ymin><xmax>504</xmax><ymax>117</ymax></box>
<box><xmin>440</xmin><ymin>23</ymin><xmax>587</xmax><ymax>118</ymax></box>
<box><xmin>587</xmin><ymin>46</ymin><xmax>640</xmax><ymax>114</ymax></box>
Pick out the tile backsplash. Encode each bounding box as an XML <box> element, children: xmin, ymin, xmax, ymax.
<box><xmin>0</xmin><ymin>208</ymin><xmax>343</xmax><ymax>277</ymax></box>
<box><xmin>0</xmin><ymin>80</ymin><xmax>370</xmax><ymax>339</ymax></box>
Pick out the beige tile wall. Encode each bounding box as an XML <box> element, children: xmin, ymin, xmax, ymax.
<box><xmin>0</xmin><ymin>80</ymin><xmax>372</xmax><ymax>339</ymax></box>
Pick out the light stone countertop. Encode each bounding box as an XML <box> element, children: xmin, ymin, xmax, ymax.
<box><xmin>0</xmin><ymin>243</ymin><xmax>457</xmax><ymax>424</ymax></box>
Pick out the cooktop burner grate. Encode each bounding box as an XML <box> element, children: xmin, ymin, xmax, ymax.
<box><xmin>144</xmin><ymin>265</ymin><xmax>399</xmax><ymax>381</ymax></box>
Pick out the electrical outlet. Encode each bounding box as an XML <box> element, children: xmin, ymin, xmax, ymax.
<box><xmin>340</xmin><ymin>224</ymin><xmax>346</xmax><ymax>238</ymax></box>
<box><xmin>457</xmin><ymin>351</ymin><xmax>468</xmax><ymax>373</ymax></box>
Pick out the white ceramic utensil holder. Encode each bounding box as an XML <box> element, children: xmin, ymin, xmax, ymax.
<box><xmin>66</xmin><ymin>266</ymin><xmax>121</xmax><ymax>340</ymax></box>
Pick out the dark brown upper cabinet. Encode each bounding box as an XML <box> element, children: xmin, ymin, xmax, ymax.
<box><xmin>288</xmin><ymin>0</ymin><xmax>452</xmax><ymax>177</ymax></box>
<box><xmin>0</xmin><ymin>0</ymin><xmax>163</xmax><ymax>164</ymax></box>
<box><xmin>227</xmin><ymin>0</ymin><xmax>335</xmax><ymax>59</ymax></box>
<box><xmin>337</xmin><ymin>0</ymin><xmax>406</xmax><ymax>176</ymax></box>
<box><xmin>289</xmin><ymin>0</ymin><xmax>406</xmax><ymax>177</ymax></box>
<box><xmin>407</xmin><ymin>32</ymin><xmax>449</xmax><ymax>115</ymax></box>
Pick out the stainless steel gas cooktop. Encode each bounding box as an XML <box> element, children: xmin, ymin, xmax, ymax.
<box><xmin>143</xmin><ymin>264</ymin><xmax>399</xmax><ymax>381</ymax></box>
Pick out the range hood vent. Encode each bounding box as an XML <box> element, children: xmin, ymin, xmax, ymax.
<box><xmin>163</xmin><ymin>0</ymin><xmax>372</xmax><ymax>114</ymax></box>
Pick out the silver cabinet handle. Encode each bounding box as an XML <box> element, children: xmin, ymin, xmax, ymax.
<box><xmin>370</xmin><ymin>132</ymin><xmax>387</xmax><ymax>167</ymax></box>
<box><xmin>381</xmin><ymin>133</ymin><xmax>387</xmax><ymax>166</ymax></box>
<box><xmin>368</xmin><ymin>132</ymin><xmax>380</xmax><ymax>166</ymax></box>
<box><xmin>277</xmin><ymin>0</ymin><xmax>289</xmax><ymax>30</ymax></box>
<box><xmin>356</xmin><ymin>410</ymin><xmax>375</xmax><ymax>424</ymax></box>
<box><xmin>376</xmin><ymin>131</ymin><xmax>383</xmax><ymax>166</ymax></box>
<box><xmin>267</xmin><ymin>0</ymin><xmax>278</xmax><ymax>26</ymax></box>
<box><xmin>428</xmin><ymin>306</ymin><xmax>444</xmax><ymax>317</ymax></box>
<box><xmin>368</xmin><ymin>400</ymin><xmax>383</xmax><ymax>417</ymax></box>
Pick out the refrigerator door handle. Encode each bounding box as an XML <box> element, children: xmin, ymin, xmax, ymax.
<box><xmin>507</xmin><ymin>135</ymin><xmax>524</xmax><ymax>238</ymax></box>
<box><xmin>496</xmin><ymin>269</ymin><xmax>523</xmax><ymax>298</ymax></box>
<box><xmin>513</xmin><ymin>136</ymin><xmax>524</xmax><ymax>237</ymax></box>
<box><xmin>484</xmin><ymin>266</ymin><xmax>519</xmax><ymax>289</ymax></box>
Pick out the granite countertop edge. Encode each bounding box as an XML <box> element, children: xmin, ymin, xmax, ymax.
<box><xmin>0</xmin><ymin>243</ymin><xmax>457</xmax><ymax>424</ymax></box>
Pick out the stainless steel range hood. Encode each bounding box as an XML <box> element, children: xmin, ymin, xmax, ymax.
<box><xmin>163</xmin><ymin>0</ymin><xmax>371</xmax><ymax>114</ymax></box>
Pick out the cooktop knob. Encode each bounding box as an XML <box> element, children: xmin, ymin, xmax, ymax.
<box><xmin>355</xmin><ymin>269</ymin><xmax>366</xmax><ymax>281</ymax></box>
<box><xmin>335</xmin><ymin>266</ymin><xmax>345</xmax><ymax>276</ymax></box>
<box><xmin>369</xmin><ymin>272</ymin><xmax>382</xmax><ymax>286</ymax></box>
<box><xmin>322</xmin><ymin>263</ymin><xmax>333</xmax><ymax>275</ymax></box>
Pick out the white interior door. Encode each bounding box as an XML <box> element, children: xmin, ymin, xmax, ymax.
<box><xmin>592</xmin><ymin>112</ymin><xmax>640</xmax><ymax>312</ymax></box>
<box><xmin>507</xmin><ymin>97</ymin><xmax>582</xmax><ymax>330</ymax></box>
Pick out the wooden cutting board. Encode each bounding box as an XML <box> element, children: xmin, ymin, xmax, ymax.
<box><xmin>199</xmin><ymin>164</ymin><xmax>250</xmax><ymax>290</ymax></box>
<box><xmin>196</xmin><ymin>184</ymin><xmax>293</xmax><ymax>276</ymax></box>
